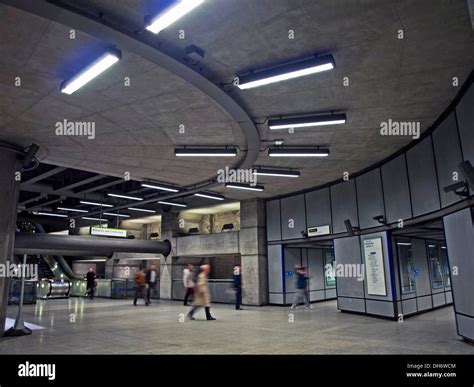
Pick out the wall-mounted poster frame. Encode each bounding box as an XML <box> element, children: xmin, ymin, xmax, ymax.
<box><xmin>363</xmin><ymin>237</ymin><xmax>387</xmax><ymax>296</ymax></box>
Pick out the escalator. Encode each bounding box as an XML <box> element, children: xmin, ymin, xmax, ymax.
<box><xmin>36</xmin><ymin>255</ymin><xmax>54</xmax><ymax>279</ymax></box>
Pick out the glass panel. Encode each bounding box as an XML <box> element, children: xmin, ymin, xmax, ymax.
<box><xmin>427</xmin><ymin>243</ymin><xmax>444</xmax><ymax>289</ymax></box>
<box><xmin>324</xmin><ymin>250</ymin><xmax>336</xmax><ymax>287</ymax></box>
<box><xmin>397</xmin><ymin>242</ymin><xmax>415</xmax><ymax>294</ymax></box>
<box><xmin>440</xmin><ymin>246</ymin><xmax>451</xmax><ymax>288</ymax></box>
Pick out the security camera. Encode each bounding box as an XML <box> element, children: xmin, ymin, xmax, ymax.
<box><xmin>344</xmin><ymin>219</ymin><xmax>359</xmax><ymax>237</ymax></box>
<box><xmin>373</xmin><ymin>215</ymin><xmax>386</xmax><ymax>225</ymax></box>
<box><xmin>443</xmin><ymin>181</ymin><xmax>468</xmax><ymax>197</ymax></box>
<box><xmin>301</xmin><ymin>230</ymin><xmax>308</xmax><ymax>238</ymax></box>
<box><xmin>459</xmin><ymin>160</ymin><xmax>474</xmax><ymax>191</ymax></box>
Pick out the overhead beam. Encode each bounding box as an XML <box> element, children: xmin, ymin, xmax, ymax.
<box><xmin>74</xmin><ymin>178</ymin><xmax>124</xmax><ymax>194</ymax></box>
<box><xmin>21</xmin><ymin>182</ymin><xmax>105</xmax><ymax>201</ymax></box>
<box><xmin>21</xmin><ymin>166</ymin><xmax>66</xmax><ymax>185</ymax></box>
<box><xmin>55</xmin><ymin>174</ymin><xmax>105</xmax><ymax>191</ymax></box>
<box><xmin>27</xmin><ymin>195</ymin><xmax>66</xmax><ymax>210</ymax></box>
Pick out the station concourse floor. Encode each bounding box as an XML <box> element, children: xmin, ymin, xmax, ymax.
<box><xmin>1</xmin><ymin>299</ymin><xmax>473</xmax><ymax>355</ymax></box>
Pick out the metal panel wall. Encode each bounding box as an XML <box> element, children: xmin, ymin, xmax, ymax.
<box><xmin>381</xmin><ymin>154</ymin><xmax>412</xmax><ymax>223</ymax></box>
<box><xmin>280</xmin><ymin>194</ymin><xmax>306</xmax><ymax>240</ymax></box>
<box><xmin>443</xmin><ymin>208</ymin><xmax>474</xmax><ymax>340</ymax></box>
<box><xmin>284</xmin><ymin>248</ymin><xmax>301</xmax><ymax>298</ymax></box>
<box><xmin>456</xmin><ymin>82</ymin><xmax>474</xmax><ymax>163</ymax></box>
<box><xmin>334</xmin><ymin>236</ymin><xmax>364</xmax><ymax>298</ymax></box>
<box><xmin>330</xmin><ymin>180</ymin><xmax>358</xmax><ymax>234</ymax></box>
<box><xmin>266</xmin><ymin>199</ymin><xmax>281</xmax><ymax>241</ymax></box>
<box><xmin>267</xmin><ymin>244</ymin><xmax>283</xmax><ymax>294</ymax></box>
<box><xmin>432</xmin><ymin>112</ymin><xmax>463</xmax><ymax>207</ymax></box>
<box><xmin>406</xmin><ymin>136</ymin><xmax>441</xmax><ymax>216</ymax></box>
<box><xmin>305</xmin><ymin>188</ymin><xmax>332</xmax><ymax>230</ymax></box>
<box><xmin>356</xmin><ymin>169</ymin><xmax>385</xmax><ymax>229</ymax></box>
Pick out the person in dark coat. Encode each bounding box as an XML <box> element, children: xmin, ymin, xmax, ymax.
<box><xmin>85</xmin><ymin>267</ymin><xmax>96</xmax><ymax>299</ymax></box>
<box><xmin>233</xmin><ymin>265</ymin><xmax>243</xmax><ymax>310</ymax></box>
<box><xmin>146</xmin><ymin>263</ymin><xmax>159</xmax><ymax>303</ymax></box>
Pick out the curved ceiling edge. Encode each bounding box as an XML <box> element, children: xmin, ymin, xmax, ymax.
<box><xmin>1</xmin><ymin>0</ymin><xmax>260</xmax><ymax>174</ymax></box>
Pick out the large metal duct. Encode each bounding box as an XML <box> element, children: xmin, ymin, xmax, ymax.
<box><xmin>14</xmin><ymin>234</ymin><xmax>172</xmax><ymax>257</ymax></box>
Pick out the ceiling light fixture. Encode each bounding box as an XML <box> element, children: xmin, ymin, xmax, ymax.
<box><xmin>145</xmin><ymin>0</ymin><xmax>204</xmax><ymax>34</ymax></box>
<box><xmin>60</xmin><ymin>48</ymin><xmax>121</xmax><ymax>95</ymax></box>
<box><xmin>80</xmin><ymin>201</ymin><xmax>113</xmax><ymax>208</ymax></box>
<box><xmin>225</xmin><ymin>183</ymin><xmax>265</xmax><ymax>192</ymax></box>
<box><xmin>158</xmin><ymin>201</ymin><xmax>188</xmax><ymax>208</ymax></box>
<box><xmin>268</xmin><ymin>113</ymin><xmax>346</xmax><ymax>130</ymax></box>
<box><xmin>141</xmin><ymin>183</ymin><xmax>179</xmax><ymax>192</ymax></box>
<box><xmin>35</xmin><ymin>212</ymin><xmax>69</xmax><ymax>218</ymax></box>
<box><xmin>253</xmin><ymin>168</ymin><xmax>300</xmax><ymax>178</ymax></box>
<box><xmin>103</xmin><ymin>213</ymin><xmax>131</xmax><ymax>218</ymax></box>
<box><xmin>82</xmin><ymin>217</ymin><xmax>105</xmax><ymax>221</ymax></box>
<box><xmin>236</xmin><ymin>54</ymin><xmax>335</xmax><ymax>90</ymax></box>
<box><xmin>107</xmin><ymin>193</ymin><xmax>143</xmax><ymax>201</ymax></box>
<box><xmin>57</xmin><ymin>207</ymin><xmax>89</xmax><ymax>213</ymax></box>
<box><xmin>194</xmin><ymin>192</ymin><xmax>225</xmax><ymax>201</ymax></box>
<box><xmin>128</xmin><ymin>208</ymin><xmax>157</xmax><ymax>213</ymax></box>
<box><xmin>268</xmin><ymin>148</ymin><xmax>330</xmax><ymax>157</ymax></box>
<box><xmin>175</xmin><ymin>147</ymin><xmax>237</xmax><ymax>157</ymax></box>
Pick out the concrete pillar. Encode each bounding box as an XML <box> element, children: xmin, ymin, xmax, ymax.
<box><xmin>443</xmin><ymin>207</ymin><xmax>474</xmax><ymax>343</ymax></box>
<box><xmin>159</xmin><ymin>212</ymin><xmax>179</xmax><ymax>300</ymax></box>
<box><xmin>0</xmin><ymin>148</ymin><xmax>21</xmax><ymax>336</ymax></box>
<box><xmin>239</xmin><ymin>199</ymin><xmax>268</xmax><ymax>306</ymax></box>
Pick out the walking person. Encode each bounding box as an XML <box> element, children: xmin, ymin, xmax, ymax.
<box><xmin>133</xmin><ymin>267</ymin><xmax>149</xmax><ymax>306</ymax></box>
<box><xmin>85</xmin><ymin>267</ymin><xmax>96</xmax><ymax>300</ymax></box>
<box><xmin>291</xmin><ymin>266</ymin><xmax>311</xmax><ymax>310</ymax></box>
<box><xmin>183</xmin><ymin>264</ymin><xmax>195</xmax><ymax>306</ymax></box>
<box><xmin>187</xmin><ymin>265</ymin><xmax>216</xmax><ymax>320</ymax></box>
<box><xmin>146</xmin><ymin>263</ymin><xmax>159</xmax><ymax>304</ymax></box>
<box><xmin>233</xmin><ymin>265</ymin><xmax>243</xmax><ymax>310</ymax></box>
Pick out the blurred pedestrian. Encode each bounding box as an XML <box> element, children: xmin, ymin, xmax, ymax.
<box><xmin>134</xmin><ymin>267</ymin><xmax>148</xmax><ymax>306</ymax></box>
<box><xmin>291</xmin><ymin>266</ymin><xmax>311</xmax><ymax>310</ymax></box>
<box><xmin>85</xmin><ymin>267</ymin><xmax>96</xmax><ymax>300</ymax></box>
<box><xmin>183</xmin><ymin>263</ymin><xmax>195</xmax><ymax>306</ymax></box>
<box><xmin>233</xmin><ymin>265</ymin><xmax>243</xmax><ymax>310</ymax></box>
<box><xmin>146</xmin><ymin>263</ymin><xmax>159</xmax><ymax>303</ymax></box>
<box><xmin>187</xmin><ymin>264</ymin><xmax>216</xmax><ymax>320</ymax></box>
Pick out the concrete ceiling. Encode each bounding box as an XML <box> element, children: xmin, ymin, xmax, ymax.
<box><xmin>1</xmin><ymin>0</ymin><xmax>473</xmax><ymax>203</ymax></box>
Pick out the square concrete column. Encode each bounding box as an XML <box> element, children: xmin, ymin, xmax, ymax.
<box><xmin>0</xmin><ymin>149</ymin><xmax>21</xmax><ymax>336</ymax></box>
<box><xmin>159</xmin><ymin>212</ymin><xmax>179</xmax><ymax>300</ymax></box>
<box><xmin>239</xmin><ymin>199</ymin><xmax>268</xmax><ymax>305</ymax></box>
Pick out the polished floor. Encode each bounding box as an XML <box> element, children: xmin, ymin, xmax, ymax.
<box><xmin>1</xmin><ymin>298</ymin><xmax>473</xmax><ymax>354</ymax></box>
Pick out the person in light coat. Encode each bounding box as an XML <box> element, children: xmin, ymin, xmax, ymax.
<box><xmin>187</xmin><ymin>264</ymin><xmax>216</xmax><ymax>321</ymax></box>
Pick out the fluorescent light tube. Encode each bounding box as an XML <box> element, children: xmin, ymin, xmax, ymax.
<box><xmin>36</xmin><ymin>212</ymin><xmax>69</xmax><ymax>218</ymax></box>
<box><xmin>194</xmin><ymin>193</ymin><xmax>225</xmax><ymax>201</ymax></box>
<box><xmin>61</xmin><ymin>48</ymin><xmax>121</xmax><ymax>94</ymax></box>
<box><xmin>253</xmin><ymin>168</ymin><xmax>300</xmax><ymax>178</ymax></box>
<box><xmin>396</xmin><ymin>242</ymin><xmax>412</xmax><ymax>246</ymax></box>
<box><xmin>175</xmin><ymin>148</ymin><xmax>237</xmax><ymax>157</ymax></box>
<box><xmin>80</xmin><ymin>201</ymin><xmax>113</xmax><ymax>208</ymax></box>
<box><xmin>82</xmin><ymin>217</ymin><xmax>106</xmax><ymax>221</ymax></box>
<box><xmin>128</xmin><ymin>208</ymin><xmax>157</xmax><ymax>213</ymax></box>
<box><xmin>237</xmin><ymin>54</ymin><xmax>335</xmax><ymax>90</ymax></box>
<box><xmin>145</xmin><ymin>0</ymin><xmax>204</xmax><ymax>34</ymax></box>
<box><xmin>269</xmin><ymin>113</ymin><xmax>346</xmax><ymax>130</ymax></box>
<box><xmin>141</xmin><ymin>183</ymin><xmax>179</xmax><ymax>192</ymax></box>
<box><xmin>158</xmin><ymin>201</ymin><xmax>188</xmax><ymax>207</ymax></box>
<box><xmin>107</xmin><ymin>193</ymin><xmax>143</xmax><ymax>201</ymax></box>
<box><xmin>57</xmin><ymin>207</ymin><xmax>89</xmax><ymax>213</ymax></box>
<box><xmin>225</xmin><ymin>183</ymin><xmax>264</xmax><ymax>192</ymax></box>
<box><xmin>103</xmin><ymin>213</ymin><xmax>131</xmax><ymax>218</ymax></box>
<box><xmin>268</xmin><ymin>148</ymin><xmax>330</xmax><ymax>157</ymax></box>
